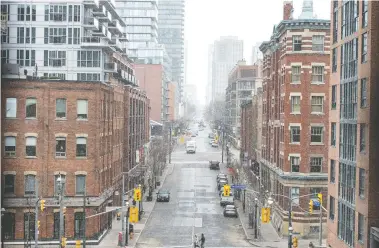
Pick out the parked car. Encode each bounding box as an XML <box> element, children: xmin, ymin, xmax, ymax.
<box><xmin>217</xmin><ymin>175</ymin><xmax>228</xmax><ymax>183</ymax></box>
<box><xmin>223</xmin><ymin>205</ymin><xmax>238</xmax><ymax>217</ymax></box>
<box><xmin>218</xmin><ymin>179</ymin><xmax>228</xmax><ymax>190</ymax></box>
<box><xmin>156</xmin><ymin>189</ymin><xmax>170</xmax><ymax>202</ymax></box>
<box><xmin>211</xmin><ymin>142</ymin><xmax>219</xmax><ymax>148</ymax></box>
<box><xmin>209</xmin><ymin>160</ymin><xmax>220</xmax><ymax>170</ymax></box>
<box><xmin>220</xmin><ymin>195</ymin><xmax>234</xmax><ymax>207</ymax></box>
<box><xmin>217</xmin><ymin>173</ymin><xmax>227</xmax><ymax>180</ymax></box>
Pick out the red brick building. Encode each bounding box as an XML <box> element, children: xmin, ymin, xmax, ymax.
<box><xmin>240</xmin><ymin>101</ymin><xmax>253</xmax><ymax>162</ymax></box>
<box><xmin>259</xmin><ymin>1</ymin><xmax>330</xmax><ymax>238</ymax></box>
<box><xmin>1</xmin><ymin>61</ymin><xmax>150</xmax><ymax>243</ymax></box>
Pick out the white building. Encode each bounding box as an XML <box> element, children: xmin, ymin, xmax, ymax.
<box><xmin>206</xmin><ymin>44</ymin><xmax>213</xmax><ymax>104</ymax></box>
<box><xmin>1</xmin><ymin>0</ymin><xmax>134</xmax><ymax>83</ymax></box>
<box><xmin>211</xmin><ymin>36</ymin><xmax>243</xmax><ymax>102</ymax></box>
<box><xmin>183</xmin><ymin>84</ymin><xmax>197</xmax><ymax>105</ymax></box>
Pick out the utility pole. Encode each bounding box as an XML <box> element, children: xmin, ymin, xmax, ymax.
<box><xmin>121</xmin><ymin>174</ymin><xmax>126</xmax><ymax>246</ymax></box>
<box><xmin>288</xmin><ymin>199</ymin><xmax>293</xmax><ymax>248</ymax></box>
<box><xmin>319</xmin><ymin>204</ymin><xmax>323</xmax><ymax>246</ymax></box>
<box><xmin>221</xmin><ymin>126</ymin><xmax>225</xmax><ymax>163</ymax></box>
<box><xmin>83</xmin><ymin>185</ymin><xmax>87</xmax><ymax>248</ymax></box>
<box><xmin>169</xmin><ymin>123</ymin><xmax>172</xmax><ymax>164</ymax></box>
<box><xmin>34</xmin><ymin>181</ymin><xmax>39</xmax><ymax>248</ymax></box>
<box><xmin>58</xmin><ymin>175</ymin><xmax>65</xmax><ymax>248</ymax></box>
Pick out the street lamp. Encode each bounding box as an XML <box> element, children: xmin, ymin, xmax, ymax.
<box><xmin>254</xmin><ymin>197</ymin><xmax>258</xmax><ymax>239</ymax></box>
<box><xmin>56</xmin><ymin>174</ymin><xmax>66</xmax><ymax>248</ymax></box>
<box><xmin>267</xmin><ymin>197</ymin><xmax>274</xmax><ymax>205</ymax></box>
<box><xmin>125</xmin><ymin>201</ymin><xmax>129</xmax><ymax>246</ymax></box>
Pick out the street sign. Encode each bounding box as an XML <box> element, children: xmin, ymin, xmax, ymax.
<box><xmin>129</xmin><ymin>206</ymin><xmax>139</xmax><ymax>223</ymax></box>
<box><xmin>231</xmin><ymin>184</ymin><xmax>246</xmax><ymax>189</ymax></box>
<box><xmin>105</xmin><ymin>206</ymin><xmax>128</xmax><ymax>212</ymax></box>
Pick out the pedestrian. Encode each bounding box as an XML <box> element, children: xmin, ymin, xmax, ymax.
<box><xmin>200</xmin><ymin>233</ymin><xmax>205</xmax><ymax>248</ymax></box>
<box><xmin>309</xmin><ymin>241</ymin><xmax>315</xmax><ymax>248</ymax></box>
<box><xmin>194</xmin><ymin>234</ymin><xmax>199</xmax><ymax>248</ymax></box>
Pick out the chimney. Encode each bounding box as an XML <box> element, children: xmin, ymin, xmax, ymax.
<box><xmin>283</xmin><ymin>1</ymin><xmax>294</xmax><ymax>20</ymax></box>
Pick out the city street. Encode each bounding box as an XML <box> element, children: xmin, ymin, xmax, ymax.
<box><xmin>135</xmin><ymin>127</ymin><xmax>251</xmax><ymax>248</ymax></box>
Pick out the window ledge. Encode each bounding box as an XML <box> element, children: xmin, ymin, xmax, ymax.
<box><xmin>3</xmin><ymin>156</ymin><xmax>17</xmax><ymax>159</ymax></box>
<box><xmin>55</xmin><ymin>156</ymin><xmax>67</xmax><ymax>159</ymax></box>
<box><xmin>311</xmin><ymin>82</ymin><xmax>325</xmax><ymax>85</ymax></box>
<box><xmin>5</xmin><ymin>117</ymin><xmax>18</xmax><ymax>120</ymax></box>
<box><xmin>291</xmin><ymin>112</ymin><xmax>301</xmax><ymax>115</ymax></box>
<box><xmin>77</xmin><ymin>118</ymin><xmax>88</xmax><ymax>121</ymax></box>
<box><xmin>3</xmin><ymin>193</ymin><xmax>16</xmax><ymax>197</ymax></box>
<box><xmin>25</xmin><ymin>156</ymin><xmax>37</xmax><ymax>159</ymax></box>
<box><xmin>310</xmin><ymin>142</ymin><xmax>324</xmax><ymax>146</ymax></box>
<box><xmin>55</xmin><ymin>118</ymin><xmax>67</xmax><ymax>121</ymax></box>
<box><xmin>76</xmin><ymin>157</ymin><xmax>87</xmax><ymax>160</ymax></box>
<box><xmin>290</xmin><ymin>142</ymin><xmax>300</xmax><ymax>145</ymax></box>
<box><xmin>25</xmin><ymin>117</ymin><xmax>37</xmax><ymax>120</ymax></box>
<box><xmin>290</xmin><ymin>82</ymin><xmax>301</xmax><ymax>85</ymax></box>
<box><xmin>311</xmin><ymin>112</ymin><xmax>324</xmax><ymax>115</ymax></box>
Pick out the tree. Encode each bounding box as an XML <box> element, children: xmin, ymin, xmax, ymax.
<box><xmin>149</xmin><ymin>137</ymin><xmax>167</xmax><ymax>188</ymax></box>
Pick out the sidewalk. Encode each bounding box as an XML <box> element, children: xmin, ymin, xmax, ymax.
<box><xmin>98</xmin><ymin>163</ymin><xmax>174</xmax><ymax>248</ymax></box>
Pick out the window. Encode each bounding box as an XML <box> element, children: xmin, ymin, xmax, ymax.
<box><xmin>69</xmin><ymin>5</ymin><xmax>81</xmax><ymax>22</ymax></box>
<box><xmin>25</xmin><ymin>137</ymin><xmax>37</xmax><ymax>157</ymax></box>
<box><xmin>49</xmin><ymin>28</ymin><xmax>67</xmax><ymax>44</ymax></box>
<box><xmin>331</xmin><ymin>85</ymin><xmax>337</xmax><ymax>109</ymax></box>
<box><xmin>291</xmin><ymin>66</ymin><xmax>300</xmax><ymax>83</ymax></box>
<box><xmin>17</xmin><ymin>27</ymin><xmax>24</xmax><ymax>44</ymax></box>
<box><xmin>1</xmin><ymin>5</ymin><xmax>9</xmax><ymax>21</ymax></box>
<box><xmin>341</xmin><ymin>39</ymin><xmax>358</xmax><ymax>80</ymax></box>
<box><xmin>291</xmin><ymin>187</ymin><xmax>300</xmax><ymax>205</ymax></box>
<box><xmin>331</xmin><ymin>122</ymin><xmax>336</xmax><ymax>146</ymax></box>
<box><xmin>358</xmin><ymin>213</ymin><xmax>364</xmax><ymax>242</ymax></box>
<box><xmin>77</xmin><ymin>73</ymin><xmax>101</xmax><ymax>81</ymax></box>
<box><xmin>310</xmin><ymin>157</ymin><xmax>322</xmax><ymax>173</ymax></box>
<box><xmin>3</xmin><ymin>213</ymin><xmax>15</xmax><ymax>240</ymax></box>
<box><xmin>31</xmin><ymin>27</ymin><xmax>36</xmax><ymax>43</ymax></box>
<box><xmin>290</xmin><ymin>156</ymin><xmax>300</xmax><ymax>173</ymax></box>
<box><xmin>359</xmin><ymin>168</ymin><xmax>365</xmax><ymax>198</ymax></box>
<box><xmin>340</xmin><ymin>124</ymin><xmax>357</xmax><ymax>161</ymax></box>
<box><xmin>56</xmin><ymin>137</ymin><xmax>66</xmax><ymax>157</ymax></box>
<box><xmin>1</xmin><ymin>49</ymin><xmax>9</xmax><ymax>64</ymax></box>
<box><xmin>361</xmin><ymin>33</ymin><xmax>367</xmax><ymax>63</ymax></box>
<box><xmin>76</xmin><ymin>175</ymin><xmax>86</xmax><ymax>195</ymax></box>
<box><xmin>341</xmin><ymin>0</ymin><xmax>359</xmax><ymax>38</ymax></box>
<box><xmin>77</xmin><ymin>51</ymin><xmax>101</xmax><ymax>67</ymax></box>
<box><xmin>311</xmin><ymin>96</ymin><xmax>324</xmax><ymax>113</ymax></box>
<box><xmin>45</xmin><ymin>51</ymin><xmax>66</xmax><ymax>67</ymax></box>
<box><xmin>24</xmin><ymin>213</ymin><xmax>35</xmax><ymax>240</ymax></box>
<box><xmin>68</xmin><ymin>28</ymin><xmax>80</xmax><ymax>44</ymax></box>
<box><xmin>46</xmin><ymin>5</ymin><xmax>67</xmax><ymax>21</ymax></box>
<box><xmin>360</xmin><ymin>124</ymin><xmax>366</xmax><ymax>152</ymax></box>
<box><xmin>311</xmin><ymin>66</ymin><xmax>324</xmax><ymax>83</ymax></box>
<box><xmin>5</xmin><ymin>98</ymin><xmax>17</xmax><ymax>118</ymax></box>
<box><xmin>332</xmin><ymin>5</ymin><xmax>338</xmax><ymax>43</ymax></box>
<box><xmin>1</xmin><ymin>27</ymin><xmax>9</xmax><ymax>43</ymax></box>
<box><xmin>31</xmin><ymin>5</ymin><xmax>36</xmax><ymax>21</ymax></box>
<box><xmin>362</xmin><ymin>0</ymin><xmax>368</xmax><ymax>28</ymax></box>
<box><xmin>77</xmin><ymin>100</ymin><xmax>88</xmax><ymax>119</ymax></box>
<box><xmin>291</xmin><ymin>96</ymin><xmax>300</xmax><ymax>113</ymax></box>
<box><xmin>311</xmin><ymin>126</ymin><xmax>323</xmax><ymax>143</ymax></box>
<box><xmin>290</xmin><ymin>126</ymin><xmax>300</xmax><ymax>143</ymax></box>
<box><xmin>332</xmin><ymin>48</ymin><xmax>337</xmax><ymax>72</ymax></box>
<box><xmin>329</xmin><ymin>196</ymin><xmax>335</xmax><ymax>220</ymax></box>
<box><xmin>25</xmin><ymin>98</ymin><xmax>37</xmax><ymax>118</ymax></box>
<box><xmin>44</xmin><ymin>28</ymin><xmax>48</xmax><ymax>44</ymax></box>
<box><xmin>17</xmin><ymin>4</ymin><xmax>25</xmax><ymax>21</ymax></box>
<box><xmin>340</xmin><ymin>81</ymin><xmax>358</xmax><ymax>120</ymax></box>
<box><xmin>24</xmin><ymin>174</ymin><xmax>36</xmax><ymax>195</ymax></box>
<box><xmin>17</xmin><ymin>50</ymin><xmax>24</xmax><ymax>66</ymax></box>
<box><xmin>54</xmin><ymin>174</ymin><xmax>66</xmax><ymax>195</ymax></box>
<box><xmin>4</xmin><ymin>174</ymin><xmax>15</xmax><ymax>194</ymax></box>
<box><xmin>292</xmin><ymin>36</ymin><xmax>301</xmax><ymax>51</ymax></box>
<box><xmin>312</xmin><ymin>35</ymin><xmax>324</xmax><ymax>51</ymax></box>
<box><xmin>44</xmin><ymin>73</ymin><xmax>66</xmax><ymax>80</ymax></box>
<box><xmin>361</xmin><ymin>78</ymin><xmax>367</xmax><ymax>108</ymax></box>
<box><xmin>330</xmin><ymin>160</ymin><xmax>335</xmax><ymax>183</ymax></box>
<box><xmin>53</xmin><ymin>212</ymin><xmax>66</xmax><ymax>238</ymax></box>
<box><xmin>76</xmin><ymin>137</ymin><xmax>87</xmax><ymax>157</ymax></box>
<box><xmin>4</xmin><ymin>137</ymin><xmax>16</xmax><ymax>157</ymax></box>
<box><xmin>74</xmin><ymin>212</ymin><xmax>85</xmax><ymax>238</ymax></box>
<box><xmin>56</xmin><ymin>98</ymin><xmax>66</xmax><ymax>118</ymax></box>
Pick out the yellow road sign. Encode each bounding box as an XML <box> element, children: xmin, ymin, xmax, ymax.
<box><xmin>129</xmin><ymin>206</ymin><xmax>139</xmax><ymax>223</ymax></box>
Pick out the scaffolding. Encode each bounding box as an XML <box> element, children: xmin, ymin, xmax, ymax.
<box><xmin>1</xmin><ymin>14</ymin><xmax>7</xmax><ymax>34</ymax></box>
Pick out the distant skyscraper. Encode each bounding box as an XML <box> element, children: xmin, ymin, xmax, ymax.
<box><xmin>211</xmin><ymin>36</ymin><xmax>244</xmax><ymax>102</ymax></box>
<box><xmin>116</xmin><ymin>0</ymin><xmax>159</xmax><ymax>59</ymax></box>
<box><xmin>207</xmin><ymin>44</ymin><xmax>214</xmax><ymax>103</ymax></box>
<box><xmin>158</xmin><ymin>0</ymin><xmax>185</xmax><ymax>96</ymax></box>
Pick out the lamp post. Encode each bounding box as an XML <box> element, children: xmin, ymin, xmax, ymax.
<box><xmin>56</xmin><ymin>174</ymin><xmax>66</xmax><ymax>248</ymax></box>
<box><xmin>138</xmin><ymin>184</ymin><xmax>142</xmax><ymax>221</ymax></box>
<box><xmin>254</xmin><ymin>198</ymin><xmax>258</xmax><ymax>239</ymax></box>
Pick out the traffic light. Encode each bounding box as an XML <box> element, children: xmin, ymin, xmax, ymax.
<box><xmin>318</xmin><ymin>193</ymin><xmax>323</xmax><ymax>205</ymax></box>
<box><xmin>40</xmin><ymin>199</ymin><xmax>46</xmax><ymax>212</ymax></box>
<box><xmin>75</xmin><ymin>240</ymin><xmax>81</xmax><ymax>248</ymax></box>
<box><xmin>223</xmin><ymin>184</ymin><xmax>230</xmax><ymax>196</ymax></box>
<box><xmin>261</xmin><ymin>207</ymin><xmax>270</xmax><ymax>223</ymax></box>
<box><xmin>309</xmin><ymin>200</ymin><xmax>314</xmax><ymax>214</ymax></box>
<box><xmin>134</xmin><ymin>188</ymin><xmax>141</xmax><ymax>201</ymax></box>
<box><xmin>37</xmin><ymin>220</ymin><xmax>40</xmax><ymax>229</ymax></box>
<box><xmin>61</xmin><ymin>237</ymin><xmax>67</xmax><ymax>247</ymax></box>
<box><xmin>292</xmin><ymin>237</ymin><xmax>298</xmax><ymax>248</ymax></box>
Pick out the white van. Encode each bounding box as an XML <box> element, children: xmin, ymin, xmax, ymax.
<box><xmin>186</xmin><ymin>140</ymin><xmax>196</xmax><ymax>154</ymax></box>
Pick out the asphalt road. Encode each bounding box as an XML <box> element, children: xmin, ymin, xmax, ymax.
<box><xmin>136</xmin><ymin>126</ymin><xmax>251</xmax><ymax>248</ymax></box>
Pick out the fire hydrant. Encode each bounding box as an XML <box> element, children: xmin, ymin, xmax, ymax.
<box><xmin>118</xmin><ymin>232</ymin><xmax>122</xmax><ymax>247</ymax></box>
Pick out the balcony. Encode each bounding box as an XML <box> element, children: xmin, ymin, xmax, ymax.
<box><xmin>104</xmin><ymin>29</ymin><xmax>112</xmax><ymax>41</ymax></box>
<box><xmin>81</xmin><ymin>36</ymin><xmax>108</xmax><ymax>48</ymax></box>
<box><xmin>108</xmin><ymin>19</ymin><xmax>124</xmax><ymax>35</ymax></box>
<box><xmin>93</xmin><ymin>25</ymin><xmax>107</xmax><ymax>37</ymax></box>
<box><xmin>83</xmin><ymin>0</ymin><xmax>100</xmax><ymax>8</ymax></box>
<box><xmin>109</xmin><ymin>37</ymin><xmax>123</xmax><ymax>52</ymax></box>
<box><xmin>83</xmin><ymin>17</ymin><xmax>100</xmax><ymax>30</ymax></box>
<box><xmin>93</xmin><ymin>5</ymin><xmax>107</xmax><ymax>18</ymax></box>
<box><xmin>100</xmin><ymin>0</ymin><xmax>117</xmax><ymax>17</ymax></box>
<box><xmin>104</xmin><ymin>62</ymin><xmax>117</xmax><ymax>73</ymax></box>
<box><xmin>119</xmin><ymin>32</ymin><xmax>129</xmax><ymax>41</ymax></box>
<box><xmin>98</xmin><ymin>9</ymin><xmax>112</xmax><ymax>23</ymax></box>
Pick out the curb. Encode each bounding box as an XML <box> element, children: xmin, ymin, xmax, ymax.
<box><xmin>132</xmin><ymin>164</ymin><xmax>175</xmax><ymax>247</ymax></box>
